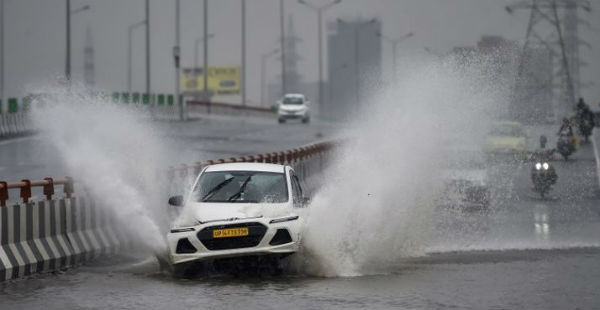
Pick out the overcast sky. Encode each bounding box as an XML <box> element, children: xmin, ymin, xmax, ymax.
<box><xmin>3</xmin><ymin>0</ymin><xmax>599</xmax><ymax>105</ymax></box>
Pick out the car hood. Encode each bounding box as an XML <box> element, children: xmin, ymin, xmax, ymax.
<box><xmin>176</xmin><ymin>202</ymin><xmax>295</xmax><ymax>226</ymax></box>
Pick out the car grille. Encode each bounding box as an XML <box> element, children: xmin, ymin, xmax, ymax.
<box><xmin>197</xmin><ymin>222</ymin><xmax>267</xmax><ymax>251</ymax></box>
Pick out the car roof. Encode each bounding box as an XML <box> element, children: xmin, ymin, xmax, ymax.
<box><xmin>204</xmin><ymin>162</ymin><xmax>286</xmax><ymax>173</ymax></box>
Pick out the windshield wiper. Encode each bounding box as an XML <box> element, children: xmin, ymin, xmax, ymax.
<box><xmin>202</xmin><ymin>177</ymin><xmax>234</xmax><ymax>201</ymax></box>
<box><xmin>227</xmin><ymin>175</ymin><xmax>253</xmax><ymax>201</ymax></box>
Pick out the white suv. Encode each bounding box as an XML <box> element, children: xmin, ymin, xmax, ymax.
<box><xmin>278</xmin><ymin>93</ymin><xmax>310</xmax><ymax>124</ymax></box>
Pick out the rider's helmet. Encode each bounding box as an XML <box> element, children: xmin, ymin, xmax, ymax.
<box><xmin>540</xmin><ymin>135</ymin><xmax>547</xmax><ymax>148</ymax></box>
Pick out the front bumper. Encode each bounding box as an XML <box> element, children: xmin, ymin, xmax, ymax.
<box><xmin>167</xmin><ymin>218</ymin><xmax>301</xmax><ymax>265</ymax></box>
<box><xmin>278</xmin><ymin>110</ymin><xmax>308</xmax><ymax>119</ymax></box>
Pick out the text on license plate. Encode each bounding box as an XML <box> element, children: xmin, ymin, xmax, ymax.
<box><xmin>212</xmin><ymin>227</ymin><xmax>249</xmax><ymax>238</ymax></box>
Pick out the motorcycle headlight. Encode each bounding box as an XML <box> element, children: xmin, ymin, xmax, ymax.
<box><xmin>535</xmin><ymin>163</ymin><xmax>542</xmax><ymax>170</ymax></box>
<box><xmin>542</xmin><ymin>162</ymin><xmax>549</xmax><ymax>170</ymax></box>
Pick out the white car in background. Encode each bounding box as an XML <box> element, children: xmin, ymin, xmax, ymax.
<box><xmin>166</xmin><ymin>163</ymin><xmax>309</xmax><ymax>276</ymax></box>
<box><xmin>278</xmin><ymin>93</ymin><xmax>311</xmax><ymax>124</ymax></box>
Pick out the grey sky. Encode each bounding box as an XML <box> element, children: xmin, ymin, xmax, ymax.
<box><xmin>3</xmin><ymin>0</ymin><xmax>599</xmax><ymax>105</ymax></box>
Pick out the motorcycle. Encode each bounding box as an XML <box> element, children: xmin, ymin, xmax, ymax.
<box><xmin>556</xmin><ymin>133</ymin><xmax>576</xmax><ymax>160</ymax></box>
<box><xmin>531</xmin><ymin>161</ymin><xmax>557</xmax><ymax>199</ymax></box>
<box><xmin>579</xmin><ymin>117</ymin><xmax>594</xmax><ymax>143</ymax></box>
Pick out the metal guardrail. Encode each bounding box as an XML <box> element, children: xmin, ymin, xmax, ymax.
<box><xmin>0</xmin><ymin>177</ymin><xmax>74</xmax><ymax>206</ymax></box>
<box><xmin>166</xmin><ymin>140</ymin><xmax>338</xmax><ymax>180</ymax></box>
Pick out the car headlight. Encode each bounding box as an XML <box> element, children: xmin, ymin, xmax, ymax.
<box><xmin>170</xmin><ymin>227</ymin><xmax>195</xmax><ymax>233</ymax></box>
<box><xmin>542</xmin><ymin>162</ymin><xmax>549</xmax><ymax>170</ymax></box>
<box><xmin>535</xmin><ymin>163</ymin><xmax>542</xmax><ymax>170</ymax></box>
<box><xmin>269</xmin><ymin>215</ymin><xmax>299</xmax><ymax>224</ymax></box>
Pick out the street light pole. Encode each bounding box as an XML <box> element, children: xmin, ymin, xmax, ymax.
<box><xmin>128</xmin><ymin>20</ymin><xmax>146</xmax><ymax>93</ymax></box>
<box><xmin>0</xmin><ymin>0</ymin><xmax>4</xmax><ymax>105</ymax></box>
<box><xmin>203</xmin><ymin>0</ymin><xmax>210</xmax><ymax>113</ymax></box>
<box><xmin>261</xmin><ymin>48</ymin><xmax>279</xmax><ymax>107</ymax></box>
<box><xmin>65</xmin><ymin>1</ymin><xmax>90</xmax><ymax>87</ymax></box>
<box><xmin>279</xmin><ymin>0</ymin><xmax>285</xmax><ymax>96</ymax></box>
<box><xmin>145</xmin><ymin>0</ymin><xmax>150</xmax><ymax>104</ymax></box>
<box><xmin>194</xmin><ymin>34</ymin><xmax>214</xmax><ymax>102</ymax></box>
<box><xmin>175</xmin><ymin>0</ymin><xmax>182</xmax><ymax>120</ymax></box>
<box><xmin>377</xmin><ymin>31</ymin><xmax>414</xmax><ymax>85</ymax></box>
<box><xmin>241</xmin><ymin>0</ymin><xmax>246</xmax><ymax>107</ymax></box>
<box><xmin>298</xmin><ymin>0</ymin><xmax>341</xmax><ymax>116</ymax></box>
<box><xmin>66</xmin><ymin>0</ymin><xmax>70</xmax><ymax>83</ymax></box>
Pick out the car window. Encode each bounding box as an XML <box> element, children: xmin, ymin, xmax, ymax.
<box><xmin>194</xmin><ymin>171</ymin><xmax>288</xmax><ymax>203</ymax></box>
<box><xmin>290</xmin><ymin>173</ymin><xmax>303</xmax><ymax>203</ymax></box>
<box><xmin>283</xmin><ymin>97</ymin><xmax>304</xmax><ymax>105</ymax></box>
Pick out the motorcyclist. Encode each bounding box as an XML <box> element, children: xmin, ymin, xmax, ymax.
<box><xmin>557</xmin><ymin>117</ymin><xmax>574</xmax><ymax>136</ymax></box>
<box><xmin>530</xmin><ymin>135</ymin><xmax>555</xmax><ymax>162</ymax></box>
<box><xmin>575</xmin><ymin>98</ymin><xmax>595</xmax><ymax>142</ymax></box>
<box><xmin>531</xmin><ymin>135</ymin><xmax>557</xmax><ymax>186</ymax></box>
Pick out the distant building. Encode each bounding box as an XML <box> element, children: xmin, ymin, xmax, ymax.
<box><xmin>325</xmin><ymin>18</ymin><xmax>382</xmax><ymax>120</ymax></box>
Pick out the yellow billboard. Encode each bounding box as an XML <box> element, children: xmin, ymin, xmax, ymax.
<box><xmin>181</xmin><ymin>66</ymin><xmax>240</xmax><ymax>96</ymax></box>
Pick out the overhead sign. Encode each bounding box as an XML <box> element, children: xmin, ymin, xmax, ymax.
<box><xmin>182</xmin><ymin>66</ymin><xmax>240</xmax><ymax>96</ymax></box>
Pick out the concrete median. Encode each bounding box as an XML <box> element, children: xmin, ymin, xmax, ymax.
<box><xmin>0</xmin><ymin>196</ymin><xmax>128</xmax><ymax>281</ymax></box>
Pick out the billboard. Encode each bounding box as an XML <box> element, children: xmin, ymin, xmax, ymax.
<box><xmin>181</xmin><ymin>66</ymin><xmax>240</xmax><ymax>96</ymax></box>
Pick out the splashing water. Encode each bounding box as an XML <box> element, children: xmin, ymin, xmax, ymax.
<box><xmin>301</xmin><ymin>57</ymin><xmax>512</xmax><ymax>277</ymax></box>
<box><xmin>30</xmin><ymin>87</ymin><xmax>170</xmax><ymax>253</ymax></box>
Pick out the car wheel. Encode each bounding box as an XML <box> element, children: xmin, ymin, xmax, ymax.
<box><xmin>278</xmin><ymin>118</ymin><xmax>285</xmax><ymax>124</ymax></box>
<box><xmin>302</xmin><ymin>117</ymin><xmax>310</xmax><ymax>124</ymax></box>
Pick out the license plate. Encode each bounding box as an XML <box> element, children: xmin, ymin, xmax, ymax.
<box><xmin>212</xmin><ymin>227</ymin><xmax>249</xmax><ymax>238</ymax></box>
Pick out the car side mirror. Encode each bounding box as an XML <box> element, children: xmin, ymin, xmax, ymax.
<box><xmin>168</xmin><ymin>195</ymin><xmax>184</xmax><ymax>207</ymax></box>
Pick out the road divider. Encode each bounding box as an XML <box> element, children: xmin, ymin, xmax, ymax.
<box><xmin>0</xmin><ymin>179</ymin><xmax>128</xmax><ymax>281</ymax></box>
<box><xmin>0</xmin><ymin>113</ymin><xmax>33</xmax><ymax>139</ymax></box>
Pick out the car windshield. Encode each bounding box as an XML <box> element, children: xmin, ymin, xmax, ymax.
<box><xmin>283</xmin><ymin>97</ymin><xmax>304</xmax><ymax>105</ymax></box>
<box><xmin>489</xmin><ymin>124</ymin><xmax>524</xmax><ymax>137</ymax></box>
<box><xmin>194</xmin><ymin>171</ymin><xmax>288</xmax><ymax>203</ymax></box>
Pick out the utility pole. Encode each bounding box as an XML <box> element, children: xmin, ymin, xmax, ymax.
<box><xmin>505</xmin><ymin>0</ymin><xmax>590</xmax><ymax>120</ymax></box>
<box><xmin>298</xmin><ymin>0</ymin><xmax>341</xmax><ymax>117</ymax></box>
<box><xmin>203</xmin><ymin>0</ymin><xmax>210</xmax><ymax>113</ymax></box>
<box><xmin>241</xmin><ymin>0</ymin><xmax>246</xmax><ymax>106</ymax></box>
<box><xmin>280</xmin><ymin>0</ymin><xmax>286</xmax><ymax>96</ymax></box>
<box><xmin>175</xmin><ymin>0</ymin><xmax>182</xmax><ymax>120</ymax></box>
<box><xmin>145</xmin><ymin>0</ymin><xmax>151</xmax><ymax>104</ymax></box>
<box><xmin>127</xmin><ymin>20</ymin><xmax>146</xmax><ymax>93</ymax></box>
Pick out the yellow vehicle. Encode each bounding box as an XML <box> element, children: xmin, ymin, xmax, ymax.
<box><xmin>485</xmin><ymin>121</ymin><xmax>529</xmax><ymax>161</ymax></box>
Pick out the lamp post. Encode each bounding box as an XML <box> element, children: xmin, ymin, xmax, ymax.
<box><xmin>377</xmin><ymin>31</ymin><xmax>414</xmax><ymax>85</ymax></box>
<box><xmin>174</xmin><ymin>0</ymin><xmax>181</xmax><ymax>120</ymax></box>
<box><xmin>328</xmin><ymin>62</ymin><xmax>347</xmax><ymax>117</ymax></box>
<box><xmin>145</xmin><ymin>0</ymin><xmax>150</xmax><ymax>104</ymax></box>
<box><xmin>337</xmin><ymin>18</ymin><xmax>376</xmax><ymax>107</ymax></box>
<box><xmin>1</xmin><ymin>0</ymin><xmax>4</xmax><ymax>104</ymax></box>
<box><xmin>203</xmin><ymin>0</ymin><xmax>210</xmax><ymax>113</ymax></box>
<box><xmin>241</xmin><ymin>0</ymin><xmax>246</xmax><ymax>106</ymax></box>
<box><xmin>279</xmin><ymin>0</ymin><xmax>286</xmax><ymax>96</ymax></box>
<box><xmin>193</xmin><ymin>34</ymin><xmax>214</xmax><ymax>101</ymax></box>
<box><xmin>298</xmin><ymin>0</ymin><xmax>341</xmax><ymax>113</ymax></box>
<box><xmin>127</xmin><ymin>20</ymin><xmax>146</xmax><ymax>93</ymax></box>
<box><xmin>65</xmin><ymin>1</ymin><xmax>90</xmax><ymax>85</ymax></box>
<box><xmin>261</xmin><ymin>48</ymin><xmax>279</xmax><ymax>107</ymax></box>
